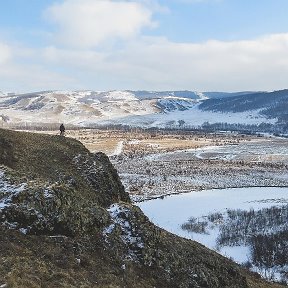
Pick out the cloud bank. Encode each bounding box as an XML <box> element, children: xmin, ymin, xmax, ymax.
<box><xmin>0</xmin><ymin>43</ymin><xmax>12</xmax><ymax>64</ymax></box>
<box><xmin>1</xmin><ymin>0</ymin><xmax>288</xmax><ymax>92</ymax></box>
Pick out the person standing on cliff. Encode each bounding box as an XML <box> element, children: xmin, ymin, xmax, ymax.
<box><xmin>60</xmin><ymin>123</ymin><xmax>65</xmax><ymax>136</ymax></box>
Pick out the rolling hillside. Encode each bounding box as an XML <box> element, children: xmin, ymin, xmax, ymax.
<box><xmin>0</xmin><ymin>89</ymin><xmax>287</xmax><ymax>132</ymax></box>
<box><xmin>199</xmin><ymin>90</ymin><xmax>288</xmax><ymax>123</ymax></box>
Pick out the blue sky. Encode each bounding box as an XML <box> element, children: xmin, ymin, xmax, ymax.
<box><xmin>1</xmin><ymin>0</ymin><xmax>288</xmax><ymax>92</ymax></box>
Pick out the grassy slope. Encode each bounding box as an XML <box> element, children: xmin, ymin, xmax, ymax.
<box><xmin>0</xmin><ymin>128</ymin><xmax>283</xmax><ymax>287</ymax></box>
<box><xmin>0</xmin><ymin>128</ymin><xmax>129</xmax><ymax>207</ymax></box>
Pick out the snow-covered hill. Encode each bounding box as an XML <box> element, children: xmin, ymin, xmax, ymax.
<box><xmin>0</xmin><ymin>89</ymin><xmax>285</xmax><ymax>131</ymax></box>
<box><xmin>0</xmin><ymin>91</ymin><xmax>13</xmax><ymax>97</ymax></box>
<box><xmin>156</xmin><ymin>97</ymin><xmax>198</xmax><ymax>112</ymax></box>
<box><xmin>203</xmin><ymin>91</ymin><xmax>259</xmax><ymax>99</ymax></box>
<box><xmin>199</xmin><ymin>89</ymin><xmax>288</xmax><ymax>123</ymax></box>
<box><xmin>0</xmin><ymin>90</ymin><xmax>203</xmax><ymax>127</ymax></box>
<box><xmin>0</xmin><ymin>90</ymin><xmax>159</xmax><ymax>126</ymax></box>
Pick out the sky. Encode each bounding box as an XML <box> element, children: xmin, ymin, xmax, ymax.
<box><xmin>1</xmin><ymin>0</ymin><xmax>288</xmax><ymax>92</ymax></box>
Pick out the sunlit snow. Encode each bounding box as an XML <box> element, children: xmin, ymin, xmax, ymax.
<box><xmin>137</xmin><ymin>187</ymin><xmax>288</xmax><ymax>264</ymax></box>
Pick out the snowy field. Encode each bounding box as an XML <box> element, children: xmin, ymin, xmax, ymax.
<box><xmin>111</xmin><ymin>133</ymin><xmax>288</xmax><ymax>283</ymax></box>
<box><xmin>96</xmin><ymin>103</ymin><xmax>277</xmax><ymax>128</ymax></box>
<box><xmin>144</xmin><ymin>138</ymin><xmax>288</xmax><ymax>163</ymax></box>
<box><xmin>114</xmin><ymin>137</ymin><xmax>288</xmax><ymax>201</ymax></box>
<box><xmin>137</xmin><ymin>187</ymin><xmax>288</xmax><ymax>246</ymax></box>
<box><xmin>137</xmin><ymin>187</ymin><xmax>288</xmax><ymax>282</ymax></box>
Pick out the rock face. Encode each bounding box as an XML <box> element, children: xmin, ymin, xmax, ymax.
<box><xmin>0</xmin><ymin>128</ymin><xmax>129</xmax><ymax>236</ymax></box>
<box><xmin>0</xmin><ymin>129</ymin><xmax>280</xmax><ymax>287</ymax></box>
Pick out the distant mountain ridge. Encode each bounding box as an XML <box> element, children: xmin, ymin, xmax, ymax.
<box><xmin>0</xmin><ymin>90</ymin><xmax>205</xmax><ymax>126</ymax></box>
<box><xmin>203</xmin><ymin>91</ymin><xmax>262</xmax><ymax>99</ymax></box>
<box><xmin>0</xmin><ymin>89</ymin><xmax>287</xmax><ymax>132</ymax></box>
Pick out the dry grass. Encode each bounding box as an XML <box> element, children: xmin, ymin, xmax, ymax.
<box><xmin>21</xmin><ymin>128</ymin><xmax>258</xmax><ymax>157</ymax></box>
<box><xmin>81</xmin><ymin>139</ymin><xmax>120</xmax><ymax>154</ymax></box>
<box><xmin>18</xmin><ymin>127</ymin><xmax>285</xmax><ymax>164</ymax></box>
<box><xmin>247</xmin><ymin>274</ymin><xmax>285</xmax><ymax>288</ymax></box>
<box><xmin>27</xmin><ymin>129</ymin><xmax>214</xmax><ymax>154</ymax></box>
<box><xmin>139</xmin><ymin>138</ymin><xmax>210</xmax><ymax>150</ymax></box>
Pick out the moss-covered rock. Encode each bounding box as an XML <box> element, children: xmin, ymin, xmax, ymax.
<box><xmin>0</xmin><ymin>128</ymin><xmax>129</xmax><ymax>236</ymax></box>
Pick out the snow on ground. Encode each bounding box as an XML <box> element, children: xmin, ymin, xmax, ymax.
<box><xmin>115</xmin><ymin>139</ymin><xmax>288</xmax><ymax>202</ymax></box>
<box><xmin>105</xmin><ymin>90</ymin><xmax>138</xmax><ymax>101</ymax></box>
<box><xmin>137</xmin><ymin>187</ymin><xmax>288</xmax><ymax>263</ymax></box>
<box><xmin>105</xmin><ymin>204</ymin><xmax>144</xmax><ymax>249</ymax></box>
<box><xmin>110</xmin><ymin>136</ymin><xmax>288</xmax><ymax>283</ymax></box>
<box><xmin>109</xmin><ymin>141</ymin><xmax>124</xmax><ymax>156</ymax></box>
<box><xmin>103</xmin><ymin>203</ymin><xmax>144</xmax><ymax>260</ymax></box>
<box><xmin>96</xmin><ymin>104</ymin><xmax>277</xmax><ymax>128</ymax></box>
<box><xmin>221</xmin><ymin>246</ymin><xmax>251</xmax><ymax>264</ymax></box>
<box><xmin>113</xmin><ymin>137</ymin><xmax>288</xmax><ymax>282</ymax></box>
<box><xmin>0</xmin><ymin>90</ymin><xmax>278</xmax><ymax>129</ymax></box>
<box><xmin>0</xmin><ymin>170</ymin><xmax>27</xmax><ymax>209</ymax></box>
<box><xmin>0</xmin><ymin>91</ymin><xmax>159</xmax><ymax>126</ymax></box>
<box><xmin>143</xmin><ymin>138</ymin><xmax>288</xmax><ymax>163</ymax></box>
<box><xmin>196</xmin><ymin>92</ymin><xmax>209</xmax><ymax>100</ymax></box>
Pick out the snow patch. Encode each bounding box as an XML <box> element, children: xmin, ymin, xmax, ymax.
<box><xmin>0</xmin><ymin>170</ymin><xmax>27</xmax><ymax>209</ymax></box>
<box><xmin>110</xmin><ymin>141</ymin><xmax>124</xmax><ymax>156</ymax></box>
<box><xmin>137</xmin><ymin>187</ymin><xmax>288</xmax><ymax>259</ymax></box>
<box><xmin>104</xmin><ymin>203</ymin><xmax>144</xmax><ymax>260</ymax></box>
<box><xmin>196</xmin><ymin>92</ymin><xmax>209</xmax><ymax>100</ymax></box>
<box><xmin>105</xmin><ymin>91</ymin><xmax>138</xmax><ymax>101</ymax></box>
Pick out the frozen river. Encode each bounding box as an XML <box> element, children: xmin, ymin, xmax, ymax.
<box><xmin>137</xmin><ymin>187</ymin><xmax>288</xmax><ymax>264</ymax></box>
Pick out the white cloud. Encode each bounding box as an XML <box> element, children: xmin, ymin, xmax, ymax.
<box><xmin>41</xmin><ymin>33</ymin><xmax>288</xmax><ymax>91</ymax></box>
<box><xmin>45</xmin><ymin>0</ymin><xmax>156</xmax><ymax>48</ymax></box>
<box><xmin>131</xmin><ymin>33</ymin><xmax>288</xmax><ymax>91</ymax></box>
<box><xmin>1</xmin><ymin>32</ymin><xmax>288</xmax><ymax>92</ymax></box>
<box><xmin>0</xmin><ymin>43</ymin><xmax>12</xmax><ymax>64</ymax></box>
<box><xmin>179</xmin><ymin>0</ymin><xmax>223</xmax><ymax>3</ymax></box>
<box><xmin>0</xmin><ymin>62</ymin><xmax>76</xmax><ymax>92</ymax></box>
<box><xmin>1</xmin><ymin>1</ymin><xmax>288</xmax><ymax>92</ymax></box>
<box><xmin>0</xmin><ymin>43</ymin><xmax>76</xmax><ymax>92</ymax></box>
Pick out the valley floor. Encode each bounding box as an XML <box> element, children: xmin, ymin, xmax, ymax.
<box><xmin>111</xmin><ymin>135</ymin><xmax>288</xmax><ymax>202</ymax></box>
<box><xmin>26</xmin><ymin>128</ymin><xmax>288</xmax><ymax>202</ymax></box>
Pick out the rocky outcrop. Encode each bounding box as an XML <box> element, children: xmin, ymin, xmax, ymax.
<box><xmin>0</xmin><ymin>128</ymin><xmax>129</xmax><ymax>237</ymax></box>
<box><xmin>0</xmin><ymin>129</ymin><xmax>281</xmax><ymax>287</ymax></box>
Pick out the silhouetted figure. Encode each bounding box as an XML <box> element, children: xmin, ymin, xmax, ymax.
<box><xmin>60</xmin><ymin>123</ymin><xmax>65</xmax><ymax>136</ymax></box>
